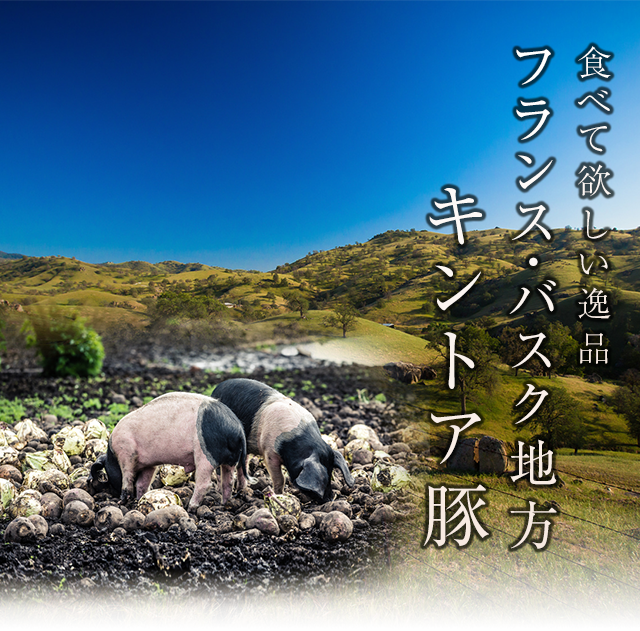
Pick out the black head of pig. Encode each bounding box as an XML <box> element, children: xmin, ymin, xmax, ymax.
<box><xmin>88</xmin><ymin>440</ymin><xmax>123</xmax><ymax>496</ymax></box>
<box><xmin>278</xmin><ymin>428</ymin><xmax>354</xmax><ymax>502</ymax></box>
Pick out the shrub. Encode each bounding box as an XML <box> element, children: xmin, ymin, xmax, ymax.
<box><xmin>23</xmin><ymin>308</ymin><xmax>105</xmax><ymax>377</ymax></box>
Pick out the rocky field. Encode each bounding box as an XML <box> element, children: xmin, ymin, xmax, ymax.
<box><xmin>0</xmin><ymin>362</ymin><xmax>425</xmax><ymax>598</ymax></box>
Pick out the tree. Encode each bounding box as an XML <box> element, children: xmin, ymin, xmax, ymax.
<box><xmin>498</xmin><ymin>326</ymin><xmax>528</xmax><ymax>376</ymax></box>
<box><xmin>424</xmin><ymin>323</ymin><xmax>500</xmax><ymax>414</ymax></box>
<box><xmin>324</xmin><ymin>301</ymin><xmax>358</xmax><ymax>338</ymax></box>
<box><xmin>283</xmin><ymin>290</ymin><xmax>309</xmax><ymax>319</ymax></box>
<box><xmin>513</xmin><ymin>385</ymin><xmax>584</xmax><ymax>451</ymax></box>
<box><xmin>23</xmin><ymin>308</ymin><xmax>105</xmax><ymax>378</ymax></box>
<box><xmin>612</xmin><ymin>369</ymin><xmax>640</xmax><ymax>446</ymax></box>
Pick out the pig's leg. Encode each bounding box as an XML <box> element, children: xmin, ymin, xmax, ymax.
<box><xmin>189</xmin><ymin>460</ymin><xmax>214</xmax><ymax>511</ymax></box>
<box><xmin>118</xmin><ymin>463</ymin><xmax>138</xmax><ymax>504</ymax></box>
<box><xmin>236</xmin><ymin>462</ymin><xmax>247</xmax><ymax>491</ymax></box>
<box><xmin>219</xmin><ymin>464</ymin><xmax>235</xmax><ymax>504</ymax></box>
<box><xmin>135</xmin><ymin>466</ymin><xmax>157</xmax><ymax>498</ymax></box>
<box><xmin>264</xmin><ymin>450</ymin><xmax>286</xmax><ymax>494</ymax></box>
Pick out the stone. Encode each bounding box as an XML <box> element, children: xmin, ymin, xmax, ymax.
<box><xmin>352</xmin><ymin>449</ymin><xmax>374</xmax><ymax>465</ymax></box>
<box><xmin>477</xmin><ymin>435</ymin><xmax>508</xmax><ymax>474</ymax></box>
<box><xmin>62</xmin><ymin>500</ymin><xmax>95</xmax><ymax>527</ymax></box>
<box><xmin>122</xmin><ymin>510</ymin><xmax>146</xmax><ymax>531</ymax></box>
<box><xmin>298</xmin><ymin>512</ymin><xmax>315</xmax><ymax>531</ymax></box>
<box><xmin>63</xmin><ymin>488</ymin><xmax>95</xmax><ymax>511</ymax></box>
<box><xmin>4</xmin><ymin>517</ymin><xmax>37</xmax><ymax>543</ymax></box>
<box><xmin>319</xmin><ymin>511</ymin><xmax>353</xmax><ymax>542</ymax></box>
<box><xmin>447</xmin><ymin>437</ymin><xmax>478</xmax><ymax>472</ymax></box>
<box><xmin>319</xmin><ymin>500</ymin><xmax>353</xmax><ymax>519</ymax></box>
<box><xmin>95</xmin><ymin>506</ymin><xmax>124</xmax><ymax>531</ymax></box>
<box><xmin>368</xmin><ymin>505</ymin><xmax>397</xmax><ymax>525</ymax></box>
<box><xmin>247</xmin><ymin>508</ymin><xmax>280</xmax><ymax>536</ymax></box>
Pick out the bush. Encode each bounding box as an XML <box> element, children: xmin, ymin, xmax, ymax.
<box><xmin>23</xmin><ymin>309</ymin><xmax>105</xmax><ymax>377</ymax></box>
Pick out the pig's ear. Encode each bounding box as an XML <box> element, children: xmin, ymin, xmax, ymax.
<box><xmin>296</xmin><ymin>454</ymin><xmax>328</xmax><ymax>498</ymax></box>
<box><xmin>89</xmin><ymin>455</ymin><xmax>106</xmax><ymax>484</ymax></box>
<box><xmin>333</xmin><ymin>450</ymin><xmax>355</xmax><ymax>486</ymax></box>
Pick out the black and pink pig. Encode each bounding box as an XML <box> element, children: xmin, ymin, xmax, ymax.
<box><xmin>89</xmin><ymin>392</ymin><xmax>247</xmax><ymax>510</ymax></box>
<box><xmin>213</xmin><ymin>378</ymin><xmax>354</xmax><ymax>502</ymax></box>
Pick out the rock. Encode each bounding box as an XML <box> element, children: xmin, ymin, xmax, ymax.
<box><xmin>347</xmin><ymin>424</ymin><xmax>379</xmax><ymax>444</ymax></box>
<box><xmin>122</xmin><ymin>510</ymin><xmax>146</xmax><ymax>532</ymax></box>
<box><xmin>95</xmin><ymin>506</ymin><xmax>124</xmax><ymax>531</ymax></box>
<box><xmin>228</xmin><ymin>528</ymin><xmax>261</xmax><ymax>541</ymax></box>
<box><xmin>179</xmin><ymin>517</ymin><xmax>197</xmax><ymax>533</ymax></box>
<box><xmin>0</xmin><ymin>465</ymin><xmax>22</xmax><ymax>485</ymax></box>
<box><xmin>368</xmin><ymin>505</ymin><xmax>397</xmax><ymax>525</ymax></box>
<box><xmin>298</xmin><ymin>512</ymin><xmax>315</xmax><ymax>531</ymax></box>
<box><xmin>232</xmin><ymin>514</ymin><xmax>248</xmax><ymax>530</ymax></box>
<box><xmin>63</xmin><ymin>488</ymin><xmax>95</xmax><ymax>511</ymax></box>
<box><xmin>319</xmin><ymin>511</ymin><xmax>353</xmax><ymax>542</ymax></box>
<box><xmin>42</xmin><ymin>414</ymin><xmax>58</xmax><ymax>428</ymax></box>
<box><xmin>196</xmin><ymin>505</ymin><xmax>213</xmax><ymax>520</ymax></box>
<box><xmin>49</xmin><ymin>523</ymin><xmax>65</xmax><ymax>536</ymax></box>
<box><xmin>4</xmin><ymin>517</ymin><xmax>37</xmax><ymax>543</ymax></box>
<box><xmin>352</xmin><ymin>449</ymin><xmax>373</xmax><ymax>465</ymax></box>
<box><xmin>112</xmin><ymin>394</ymin><xmax>128</xmax><ymax>405</ymax></box>
<box><xmin>131</xmin><ymin>397</ymin><xmax>144</xmax><ymax>408</ymax></box>
<box><xmin>62</xmin><ymin>500</ymin><xmax>95</xmax><ymax>527</ymax></box>
<box><xmin>477</xmin><ymin>436</ymin><xmax>508</xmax><ymax>474</ymax></box>
<box><xmin>389</xmin><ymin>442</ymin><xmax>411</xmax><ymax>455</ymax></box>
<box><xmin>344</xmin><ymin>439</ymin><xmax>373</xmax><ymax>463</ymax></box>
<box><xmin>383</xmin><ymin>362</ymin><xmax>436</xmax><ymax>384</ymax></box>
<box><xmin>447</xmin><ymin>437</ymin><xmax>478</xmax><ymax>472</ymax></box>
<box><xmin>277</xmin><ymin>514</ymin><xmax>299</xmax><ymax>533</ymax></box>
<box><xmin>40</xmin><ymin>492</ymin><xmax>63</xmax><ymax>520</ymax></box>
<box><xmin>247</xmin><ymin>507</ymin><xmax>280</xmax><ymax>536</ymax></box>
<box><xmin>319</xmin><ymin>500</ymin><xmax>353</xmax><ymax>519</ymax></box>
<box><xmin>144</xmin><ymin>506</ymin><xmax>189</xmax><ymax>531</ymax></box>
<box><xmin>28</xmin><ymin>514</ymin><xmax>49</xmax><ymax>538</ymax></box>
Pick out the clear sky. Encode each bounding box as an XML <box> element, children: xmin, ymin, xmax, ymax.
<box><xmin>1</xmin><ymin>1</ymin><xmax>639</xmax><ymax>271</ymax></box>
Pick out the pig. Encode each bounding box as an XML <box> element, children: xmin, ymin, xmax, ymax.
<box><xmin>212</xmin><ymin>378</ymin><xmax>354</xmax><ymax>503</ymax></box>
<box><xmin>88</xmin><ymin>392</ymin><xmax>247</xmax><ymax>511</ymax></box>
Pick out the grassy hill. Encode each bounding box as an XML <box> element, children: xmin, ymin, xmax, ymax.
<box><xmin>2</xmin><ymin>227</ymin><xmax>640</xmax><ymax>328</ymax></box>
<box><xmin>1</xmin><ymin>226</ymin><xmax>640</xmax><ymax>368</ymax></box>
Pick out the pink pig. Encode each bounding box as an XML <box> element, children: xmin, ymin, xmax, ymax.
<box><xmin>89</xmin><ymin>392</ymin><xmax>247</xmax><ymax>510</ymax></box>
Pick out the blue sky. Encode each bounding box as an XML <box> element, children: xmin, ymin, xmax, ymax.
<box><xmin>1</xmin><ymin>1</ymin><xmax>639</xmax><ymax>271</ymax></box>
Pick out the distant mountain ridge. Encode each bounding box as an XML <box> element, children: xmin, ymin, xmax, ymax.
<box><xmin>0</xmin><ymin>251</ymin><xmax>24</xmax><ymax>260</ymax></box>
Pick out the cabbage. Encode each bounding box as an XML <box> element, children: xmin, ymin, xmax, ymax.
<box><xmin>0</xmin><ymin>446</ymin><xmax>20</xmax><ymax>468</ymax></box>
<box><xmin>53</xmin><ymin>426</ymin><xmax>86</xmax><ymax>456</ymax></box>
<box><xmin>14</xmin><ymin>419</ymin><xmax>48</xmax><ymax>443</ymax></box>
<box><xmin>83</xmin><ymin>419</ymin><xmax>109</xmax><ymax>441</ymax></box>
<box><xmin>263</xmin><ymin>487</ymin><xmax>301</xmax><ymax>518</ymax></box>
<box><xmin>370</xmin><ymin>462</ymin><xmax>411</xmax><ymax>492</ymax></box>
<box><xmin>137</xmin><ymin>489</ymin><xmax>182</xmax><ymax>516</ymax></box>
<box><xmin>8</xmin><ymin>489</ymin><xmax>43</xmax><ymax>519</ymax></box>
<box><xmin>0</xmin><ymin>478</ymin><xmax>16</xmax><ymax>510</ymax></box>
<box><xmin>50</xmin><ymin>449</ymin><xmax>72</xmax><ymax>473</ymax></box>
<box><xmin>84</xmin><ymin>439</ymin><xmax>108</xmax><ymax>461</ymax></box>
<box><xmin>22</xmin><ymin>451</ymin><xmax>57</xmax><ymax>472</ymax></box>
<box><xmin>158</xmin><ymin>465</ymin><xmax>190</xmax><ymax>487</ymax></box>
